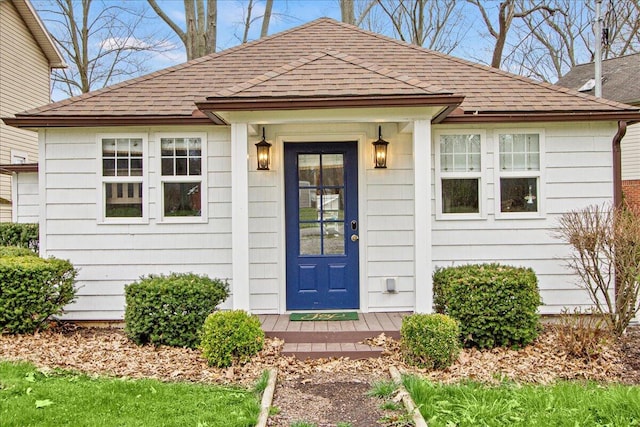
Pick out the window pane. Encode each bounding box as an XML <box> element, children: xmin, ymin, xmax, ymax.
<box><xmin>189</xmin><ymin>158</ymin><xmax>201</xmax><ymax>176</ymax></box>
<box><xmin>117</xmin><ymin>159</ymin><xmax>129</xmax><ymax>176</ymax></box>
<box><xmin>323</xmin><ymin>227</ymin><xmax>344</xmax><ymax>255</ymax></box>
<box><xmin>500</xmin><ymin>177</ymin><xmax>537</xmax><ymax>212</ymax></box>
<box><xmin>299</xmin><ymin>154</ymin><xmax>320</xmax><ymax>186</ymax></box>
<box><xmin>161</xmin><ymin>158</ymin><xmax>174</xmax><ymax>176</ymax></box>
<box><xmin>130</xmin><ymin>139</ymin><xmax>143</xmax><ymax>157</ymax></box>
<box><xmin>164</xmin><ymin>182</ymin><xmax>201</xmax><ymax>217</ymax></box>
<box><xmin>102</xmin><ymin>139</ymin><xmax>116</xmax><ymax>157</ymax></box>
<box><xmin>300</xmin><ymin>224</ymin><xmax>321</xmax><ymax>255</ymax></box>
<box><xmin>161</xmin><ymin>138</ymin><xmax>174</xmax><ymax>156</ymax></box>
<box><xmin>176</xmin><ymin>157</ymin><xmax>188</xmax><ymax>175</ymax></box>
<box><xmin>440</xmin><ymin>134</ymin><xmax>481</xmax><ymax>172</ymax></box>
<box><xmin>116</xmin><ymin>139</ymin><xmax>130</xmax><ymax>157</ymax></box>
<box><xmin>174</xmin><ymin>138</ymin><xmax>187</xmax><ymax>156</ymax></box>
<box><xmin>322</xmin><ymin>154</ymin><xmax>343</xmax><ymax>186</ymax></box>
<box><xmin>103</xmin><ymin>159</ymin><xmax>115</xmax><ymax>176</ymax></box>
<box><xmin>500</xmin><ymin>134</ymin><xmax>540</xmax><ymax>171</ymax></box>
<box><xmin>188</xmin><ymin>138</ymin><xmax>202</xmax><ymax>155</ymax></box>
<box><xmin>105</xmin><ymin>182</ymin><xmax>142</xmax><ymax>218</ymax></box>
<box><xmin>442</xmin><ymin>178</ymin><xmax>479</xmax><ymax>214</ymax></box>
<box><xmin>130</xmin><ymin>158</ymin><xmax>143</xmax><ymax>176</ymax></box>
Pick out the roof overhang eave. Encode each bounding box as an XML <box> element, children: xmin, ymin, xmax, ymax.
<box><xmin>441</xmin><ymin>110</ymin><xmax>640</xmax><ymax>124</ymax></box>
<box><xmin>2</xmin><ymin>114</ymin><xmax>224</xmax><ymax>129</ymax></box>
<box><xmin>196</xmin><ymin>94</ymin><xmax>465</xmax><ymax>113</ymax></box>
<box><xmin>0</xmin><ymin>163</ymin><xmax>39</xmax><ymax>175</ymax></box>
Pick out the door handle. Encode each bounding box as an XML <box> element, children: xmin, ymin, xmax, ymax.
<box><xmin>351</xmin><ymin>234</ymin><xmax>359</xmax><ymax>242</ymax></box>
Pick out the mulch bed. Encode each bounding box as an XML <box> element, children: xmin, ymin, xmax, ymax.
<box><xmin>0</xmin><ymin>323</ymin><xmax>637</xmax><ymax>386</ymax></box>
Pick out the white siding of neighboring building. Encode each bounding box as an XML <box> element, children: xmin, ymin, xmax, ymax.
<box><xmin>622</xmin><ymin>123</ymin><xmax>640</xmax><ymax>180</ymax></box>
<box><xmin>0</xmin><ymin>0</ymin><xmax>51</xmax><ymax>222</ymax></box>
<box><xmin>42</xmin><ymin>120</ymin><xmax>616</xmax><ymax>319</ymax></box>
<box><xmin>12</xmin><ymin>171</ymin><xmax>39</xmax><ymax>223</ymax></box>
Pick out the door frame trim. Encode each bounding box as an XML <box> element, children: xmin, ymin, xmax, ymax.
<box><xmin>276</xmin><ymin>130</ymin><xmax>369</xmax><ymax>313</ymax></box>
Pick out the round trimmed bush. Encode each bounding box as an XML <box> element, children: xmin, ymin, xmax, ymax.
<box><xmin>0</xmin><ymin>255</ymin><xmax>77</xmax><ymax>334</ymax></box>
<box><xmin>433</xmin><ymin>263</ymin><xmax>542</xmax><ymax>349</ymax></box>
<box><xmin>200</xmin><ymin>310</ymin><xmax>264</xmax><ymax>368</ymax></box>
<box><xmin>401</xmin><ymin>313</ymin><xmax>461</xmax><ymax>369</ymax></box>
<box><xmin>124</xmin><ymin>273</ymin><xmax>229</xmax><ymax>348</ymax></box>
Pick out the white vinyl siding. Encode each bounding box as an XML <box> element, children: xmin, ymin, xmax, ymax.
<box><xmin>11</xmin><ymin>172</ymin><xmax>39</xmax><ymax>223</ymax></box>
<box><xmin>432</xmin><ymin>122</ymin><xmax>615</xmax><ymax>314</ymax></box>
<box><xmin>0</xmin><ymin>1</ymin><xmax>51</xmax><ymax>222</ymax></box>
<box><xmin>41</xmin><ymin>127</ymin><xmax>231</xmax><ymax>320</ymax></box>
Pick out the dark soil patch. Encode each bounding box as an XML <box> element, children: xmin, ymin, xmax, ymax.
<box><xmin>267</xmin><ymin>372</ymin><xmax>398</xmax><ymax>427</ymax></box>
<box><xmin>620</xmin><ymin>325</ymin><xmax>640</xmax><ymax>384</ymax></box>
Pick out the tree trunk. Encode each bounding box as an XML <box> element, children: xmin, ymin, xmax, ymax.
<box><xmin>261</xmin><ymin>0</ymin><xmax>273</xmax><ymax>38</ymax></box>
<box><xmin>205</xmin><ymin>0</ymin><xmax>216</xmax><ymax>54</ymax></box>
<box><xmin>341</xmin><ymin>0</ymin><xmax>355</xmax><ymax>25</ymax></box>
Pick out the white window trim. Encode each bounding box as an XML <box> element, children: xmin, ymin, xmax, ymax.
<box><xmin>493</xmin><ymin>129</ymin><xmax>546</xmax><ymax>219</ymax></box>
<box><xmin>156</xmin><ymin>132</ymin><xmax>208</xmax><ymax>223</ymax></box>
<box><xmin>97</xmin><ymin>133</ymin><xmax>149</xmax><ymax>224</ymax></box>
<box><xmin>10</xmin><ymin>149</ymin><xmax>28</xmax><ymax>164</ymax></box>
<box><xmin>434</xmin><ymin>129</ymin><xmax>487</xmax><ymax>220</ymax></box>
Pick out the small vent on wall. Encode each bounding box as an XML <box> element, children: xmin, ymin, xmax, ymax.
<box><xmin>385</xmin><ymin>277</ymin><xmax>397</xmax><ymax>293</ymax></box>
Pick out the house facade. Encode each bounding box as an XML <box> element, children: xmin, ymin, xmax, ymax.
<box><xmin>556</xmin><ymin>53</ymin><xmax>640</xmax><ymax>209</ymax></box>
<box><xmin>5</xmin><ymin>19</ymin><xmax>640</xmax><ymax>320</ymax></box>
<box><xmin>0</xmin><ymin>0</ymin><xmax>65</xmax><ymax>222</ymax></box>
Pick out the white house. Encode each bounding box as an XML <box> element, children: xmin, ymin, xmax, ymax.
<box><xmin>0</xmin><ymin>0</ymin><xmax>65</xmax><ymax>222</ymax></box>
<box><xmin>4</xmin><ymin>18</ymin><xmax>640</xmax><ymax>321</ymax></box>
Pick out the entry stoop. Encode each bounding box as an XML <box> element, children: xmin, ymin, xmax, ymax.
<box><xmin>257</xmin><ymin>312</ymin><xmax>408</xmax><ymax>360</ymax></box>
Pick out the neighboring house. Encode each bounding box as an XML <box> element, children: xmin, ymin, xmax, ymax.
<box><xmin>0</xmin><ymin>0</ymin><xmax>65</xmax><ymax>222</ymax></box>
<box><xmin>556</xmin><ymin>53</ymin><xmax>640</xmax><ymax>209</ymax></box>
<box><xmin>4</xmin><ymin>18</ymin><xmax>640</xmax><ymax>320</ymax></box>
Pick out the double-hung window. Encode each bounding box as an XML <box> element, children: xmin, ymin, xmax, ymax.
<box><xmin>436</xmin><ymin>132</ymin><xmax>484</xmax><ymax>219</ymax></box>
<box><xmin>496</xmin><ymin>132</ymin><xmax>543</xmax><ymax>216</ymax></box>
<box><xmin>158</xmin><ymin>133</ymin><xmax>207</xmax><ymax>221</ymax></box>
<box><xmin>100</xmin><ymin>135</ymin><xmax>146</xmax><ymax>221</ymax></box>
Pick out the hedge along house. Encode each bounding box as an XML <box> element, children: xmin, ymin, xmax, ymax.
<box><xmin>4</xmin><ymin>18</ymin><xmax>640</xmax><ymax>321</ymax></box>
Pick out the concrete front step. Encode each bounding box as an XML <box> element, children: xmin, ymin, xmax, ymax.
<box><xmin>282</xmin><ymin>342</ymin><xmax>384</xmax><ymax>360</ymax></box>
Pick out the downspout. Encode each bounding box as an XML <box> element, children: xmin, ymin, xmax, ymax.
<box><xmin>613</xmin><ymin>120</ymin><xmax>627</xmax><ymax>209</ymax></box>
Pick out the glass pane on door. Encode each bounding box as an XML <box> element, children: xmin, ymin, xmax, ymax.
<box><xmin>297</xmin><ymin>153</ymin><xmax>346</xmax><ymax>256</ymax></box>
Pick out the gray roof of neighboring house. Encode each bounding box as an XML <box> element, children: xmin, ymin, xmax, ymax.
<box><xmin>556</xmin><ymin>53</ymin><xmax>640</xmax><ymax>106</ymax></box>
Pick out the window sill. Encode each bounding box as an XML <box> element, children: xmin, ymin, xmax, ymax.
<box><xmin>157</xmin><ymin>216</ymin><xmax>208</xmax><ymax>224</ymax></box>
<box><xmin>495</xmin><ymin>212</ymin><xmax>545</xmax><ymax>220</ymax></box>
<box><xmin>98</xmin><ymin>218</ymin><xmax>149</xmax><ymax>225</ymax></box>
<box><xmin>436</xmin><ymin>213</ymin><xmax>485</xmax><ymax>221</ymax></box>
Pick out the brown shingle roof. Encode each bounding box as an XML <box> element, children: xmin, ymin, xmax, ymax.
<box><xmin>556</xmin><ymin>53</ymin><xmax>640</xmax><ymax>106</ymax></box>
<box><xmin>6</xmin><ymin>18</ymin><xmax>640</xmax><ymax>126</ymax></box>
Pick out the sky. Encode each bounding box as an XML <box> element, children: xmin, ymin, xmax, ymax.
<box><xmin>29</xmin><ymin>0</ymin><xmax>600</xmax><ymax>102</ymax></box>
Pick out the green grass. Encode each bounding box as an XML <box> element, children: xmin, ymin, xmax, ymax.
<box><xmin>0</xmin><ymin>361</ymin><xmax>260</xmax><ymax>427</ymax></box>
<box><xmin>367</xmin><ymin>380</ymin><xmax>398</xmax><ymax>399</ymax></box>
<box><xmin>404</xmin><ymin>375</ymin><xmax>640</xmax><ymax>427</ymax></box>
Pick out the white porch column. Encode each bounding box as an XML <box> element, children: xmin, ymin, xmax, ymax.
<box><xmin>231</xmin><ymin>123</ymin><xmax>250</xmax><ymax>310</ymax></box>
<box><xmin>413</xmin><ymin>119</ymin><xmax>433</xmax><ymax>313</ymax></box>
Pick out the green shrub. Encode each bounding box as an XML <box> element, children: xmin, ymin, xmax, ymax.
<box><xmin>0</xmin><ymin>246</ymin><xmax>38</xmax><ymax>257</ymax></box>
<box><xmin>433</xmin><ymin>263</ymin><xmax>542</xmax><ymax>349</ymax></box>
<box><xmin>0</xmin><ymin>255</ymin><xmax>77</xmax><ymax>334</ymax></box>
<box><xmin>0</xmin><ymin>223</ymin><xmax>38</xmax><ymax>252</ymax></box>
<box><xmin>400</xmin><ymin>313</ymin><xmax>461</xmax><ymax>369</ymax></box>
<box><xmin>124</xmin><ymin>273</ymin><xmax>229</xmax><ymax>348</ymax></box>
<box><xmin>200</xmin><ymin>310</ymin><xmax>264</xmax><ymax>368</ymax></box>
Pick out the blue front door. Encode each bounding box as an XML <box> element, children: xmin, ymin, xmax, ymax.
<box><xmin>285</xmin><ymin>142</ymin><xmax>359</xmax><ymax>310</ymax></box>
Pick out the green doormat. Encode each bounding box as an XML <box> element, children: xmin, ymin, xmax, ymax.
<box><xmin>290</xmin><ymin>312</ymin><xmax>358</xmax><ymax>321</ymax></box>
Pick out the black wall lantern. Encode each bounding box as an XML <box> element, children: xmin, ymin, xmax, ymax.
<box><xmin>255</xmin><ymin>127</ymin><xmax>272</xmax><ymax>170</ymax></box>
<box><xmin>372</xmin><ymin>125</ymin><xmax>389</xmax><ymax>168</ymax></box>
